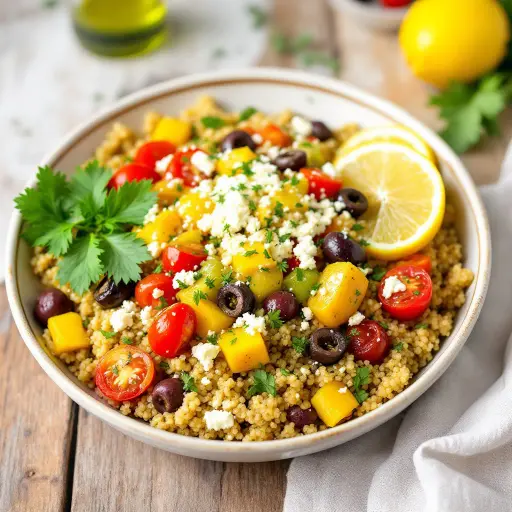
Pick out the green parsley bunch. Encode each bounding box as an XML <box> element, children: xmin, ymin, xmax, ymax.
<box><xmin>15</xmin><ymin>161</ymin><xmax>156</xmax><ymax>294</ymax></box>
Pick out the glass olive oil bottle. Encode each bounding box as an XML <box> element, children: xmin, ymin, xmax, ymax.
<box><xmin>73</xmin><ymin>0</ymin><xmax>167</xmax><ymax>57</ymax></box>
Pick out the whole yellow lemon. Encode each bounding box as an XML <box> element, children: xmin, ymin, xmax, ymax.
<box><xmin>399</xmin><ymin>0</ymin><xmax>510</xmax><ymax>89</ymax></box>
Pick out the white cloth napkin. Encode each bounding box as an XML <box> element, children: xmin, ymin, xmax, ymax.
<box><xmin>285</xmin><ymin>151</ymin><xmax>512</xmax><ymax>511</ymax></box>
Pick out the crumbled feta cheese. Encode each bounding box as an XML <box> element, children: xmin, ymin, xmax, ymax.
<box><xmin>205</xmin><ymin>243</ymin><xmax>217</xmax><ymax>256</ymax></box>
<box><xmin>110</xmin><ymin>302</ymin><xmax>135</xmax><ymax>332</ymax></box>
<box><xmin>302</xmin><ymin>307</ymin><xmax>313</xmax><ymax>321</ymax></box>
<box><xmin>266</xmin><ymin>146</ymin><xmax>281</xmax><ymax>160</ymax></box>
<box><xmin>322</xmin><ymin>162</ymin><xmax>337</xmax><ymax>178</ymax></box>
<box><xmin>381</xmin><ymin>275</ymin><xmax>407</xmax><ymax>299</ymax></box>
<box><xmin>360</xmin><ymin>266</ymin><xmax>372</xmax><ymax>276</ymax></box>
<box><xmin>152</xmin><ymin>287</ymin><xmax>164</xmax><ymax>299</ymax></box>
<box><xmin>201</xmin><ymin>377</ymin><xmax>211</xmax><ymax>385</ymax></box>
<box><xmin>300</xmin><ymin>321</ymin><xmax>309</xmax><ymax>331</ymax></box>
<box><xmin>143</xmin><ymin>203</ymin><xmax>160</xmax><ymax>225</ymax></box>
<box><xmin>147</xmin><ymin>241</ymin><xmax>166</xmax><ymax>258</ymax></box>
<box><xmin>155</xmin><ymin>154</ymin><xmax>173</xmax><ymax>173</ymax></box>
<box><xmin>252</xmin><ymin>133</ymin><xmax>263</xmax><ymax>144</ymax></box>
<box><xmin>122</xmin><ymin>301</ymin><xmax>136</xmax><ymax>314</ymax></box>
<box><xmin>204</xmin><ymin>410</ymin><xmax>234</xmax><ymax>431</ymax></box>
<box><xmin>293</xmin><ymin>235</ymin><xmax>318</xmax><ymax>270</ymax></box>
<box><xmin>191</xmin><ymin>150</ymin><xmax>216</xmax><ymax>176</ymax></box>
<box><xmin>348</xmin><ymin>311</ymin><xmax>365</xmax><ymax>326</ymax></box>
<box><xmin>334</xmin><ymin>200</ymin><xmax>346</xmax><ymax>212</ymax></box>
<box><xmin>233</xmin><ymin>312</ymin><xmax>267</xmax><ymax>336</ymax></box>
<box><xmin>172</xmin><ymin>270</ymin><xmax>196</xmax><ymax>289</ymax></box>
<box><xmin>192</xmin><ymin>343</ymin><xmax>221</xmax><ymax>371</ymax></box>
<box><xmin>338</xmin><ymin>386</ymin><xmax>348</xmax><ymax>394</ymax></box>
<box><xmin>140</xmin><ymin>306</ymin><xmax>153</xmax><ymax>327</ymax></box>
<box><xmin>291</xmin><ymin>116</ymin><xmax>312</xmax><ymax>137</ymax></box>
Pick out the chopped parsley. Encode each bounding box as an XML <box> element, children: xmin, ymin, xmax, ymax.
<box><xmin>278</xmin><ymin>232</ymin><xmax>291</xmax><ymax>243</ymax></box>
<box><xmin>206</xmin><ymin>333</ymin><xmax>218</xmax><ymax>345</ymax></box>
<box><xmin>111</xmin><ymin>365</ymin><xmax>119</xmax><ymax>376</ymax></box>
<box><xmin>348</xmin><ymin>328</ymin><xmax>360</xmax><ymax>337</ymax></box>
<box><xmin>153</xmin><ymin>263</ymin><xmax>163</xmax><ymax>274</ymax></box>
<box><xmin>248</xmin><ymin>200</ymin><xmax>257</xmax><ymax>212</ymax></box>
<box><xmin>200</xmin><ymin>116</ymin><xmax>225</xmax><ymax>129</ymax></box>
<box><xmin>100</xmin><ymin>330</ymin><xmax>116</xmax><ymax>339</ymax></box>
<box><xmin>413</xmin><ymin>290</ymin><xmax>421</xmax><ymax>296</ymax></box>
<box><xmin>292</xmin><ymin>336</ymin><xmax>309</xmax><ymax>355</ymax></box>
<box><xmin>121</xmin><ymin>337</ymin><xmax>133</xmax><ymax>345</ymax></box>
<box><xmin>393</xmin><ymin>342</ymin><xmax>404</xmax><ymax>352</ymax></box>
<box><xmin>181</xmin><ymin>372</ymin><xmax>198</xmax><ymax>392</ymax></box>
<box><xmin>266</xmin><ymin>310</ymin><xmax>284</xmax><ymax>329</ymax></box>
<box><xmin>265</xmin><ymin>230</ymin><xmax>273</xmax><ymax>243</ymax></box>
<box><xmin>263</xmin><ymin>249</ymin><xmax>271</xmax><ymax>259</ymax></box>
<box><xmin>244</xmin><ymin>250</ymin><xmax>258</xmax><ymax>257</ymax></box>
<box><xmin>229</xmin><ymin>337</ymin><xmax>238</xmax><ymax>345</ymax></box>
<box><xmin>176</xmin><ymin>280</ymin><xmax>189</xmax><ymax>290</ymax></box>
<box><xmin>277</xmin><ymin>260</ymin><xmax>289</xmax><ymax>273</ymax></box>
<box><xmin>280</xmin><ymin>368</ymin><xmax>291</xmax><ymax>376</ymax></box>
<box><xmin>193</xmin><ymin>290</ymin><xmax>208</xmax><ymax>306</ymax></box>
<box><xmin>378</xmin><ymin>321</ymin><xmax>389</xmax><ymax>330</ymax></box>
<box><xmin>352</xmin><ymin>224</ymin><xmax>364</xmax><ymax>232</ymax></box>
<box><xmin>82</xmin><ymin>318</ymin><xmax>91</xmax><ymax>328</ymax></box>
<box><xmin>415</xmin><ymin>323</ymin><xmax>429</xmax><ymax>330</ymax></box>
<box><xmin>159</xmin><ymin>361</ymin><xmax>170</xmax><ymax>370</ymax></box>
<box><xmin>239</xmin><ymin>106</ymin><xmax>258</xmax><ymax>121</ymax></box>
<box><xmin>155</xmin><ymin>296</ymin><xmax>169</xmax><ymax>310</ymax></box>
<box><xmin>359</xmin><ymin>239</ymin><xmax>370</xmax><ymax>247</ymax></box>
<box><xmin>273</xmin><ymin>201</ymin><xmax>284</xmax><ymax>218</ymax></box>
<box><xmin>296</xmin><ymin>268</ymin><xmax>305</xmax><ymax>282</ymax></box>
<box><xmin>221</xmin><ymin>268</ymin><xmax>234</xmax><ymax>285</ymax></box>
<box><xmin>310</xmin><ymin>283</ymin><xmax>321</xmax><ymax>293</ymax></box>
<box><xmin>247</xmin><ymin>368</ymin><xmax>276</xmax><ymax>397</ymax></box>
<box><xmin>370</xmin><ymin>266</ymin><xmax>387</xmax><ymax>281</ymax></box>
<box><xmin>352</xmin><ymin>366</ymin><xmax>371</xmax><ymax>404</ymax></box>
<box><xmin>205</xmin><ymin>277</ymin><xmax>216</xmax><ymax>289</ymax></box>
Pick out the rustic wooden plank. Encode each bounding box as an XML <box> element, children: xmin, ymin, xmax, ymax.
<box><xmin>333</xmin><ymin>11</ymin><xmax>507</xmax><ymax>185</ymax></box>
<box><xmin>0</xmin><ymin>284</ymin><xmax>75</xmax><ymax>512</ymax></box>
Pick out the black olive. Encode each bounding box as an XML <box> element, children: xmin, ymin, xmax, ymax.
<box><xmin>287</xmin><ymin>405</ymin><xmax>318</xmax><ymax>428</ymax></box>
<box><xmin>273</xmin><ymin>150</ymin><xmax>307</xmax><ymax>172</ymax></box>
<box><xmin>221</xmin><ymin>130</ymin><xmax>256</xmax><ymax>152</ymax></box>
<box><xmin>311</xmin><ymin>121</ymin><xmax>333</xmax><ymax>141</ymax></box>
<box><xmin>338</xmin><ymin>188</ymin><xmax>369</xmax><ymax>218</ymax></box>
<box><xmin>309</xmin><ymin>328</ymin><xmax>348</xmax><ymax>365</ymax></box>
<box><xmin>322</xmin><ymin>232</ymin><xmax>367</xmax><ymax>265</ymax></box>
<box><xmin>262</xmin><ymin>291</ymin><xmax>299</xmax><ymax>321</ymax></box>
<box><xmin>152</xmin><ymin>378</ymin><xmax>184</xmax><ymax>413</ymax></box>
<box><xmin>34</xmin><ymin>288</ymin><xmax>73</xmax><ymax>326</ymax></box>
<box><xmin>217</xmin><ymin>283</ymin><xmax>256</xmax><ymax>318</ymax></box>
<box><xmin>93</xmin><ymin>276</ymin><xmax>135</xmax><ymax>309</ymax></box>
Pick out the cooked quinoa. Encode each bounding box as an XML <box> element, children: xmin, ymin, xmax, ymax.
<box><xmin>28</xmin><ymin>96</ymin><xmax>473</xmax><ymax>441</ymax></box>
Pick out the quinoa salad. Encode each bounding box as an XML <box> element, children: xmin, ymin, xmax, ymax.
<box><xmin>17</xmin><ymin>96</ymin><xmax>474</xmax><ymax>441</ymax></box>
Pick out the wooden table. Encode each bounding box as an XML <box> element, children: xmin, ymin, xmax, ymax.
<box><xmin>1</xmin><ymin>1</ymin><xmax>509</xmax><ymax>510</ymax></box>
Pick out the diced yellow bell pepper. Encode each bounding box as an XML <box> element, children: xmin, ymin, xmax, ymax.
<box><xmin>152</xmin><ymin>179</ymin><xmax>187</xmax><ymax>205</ymax></box>
<box><xmin>283</xmin><ymin>174</ymin><xmax>309</xmax><ymax>195</ymax></box>
<box><xmin>247</xmin><ymin>267</ymin><xmax>283</xmax><ymax>302</ymax></box>
<box><xmin>177</xmin><ymin>191</ymin><xmax>215</xmax><ymax>226</ymax></box>
<box><xmin>172</xmin><ymin>229</ymin><xmax>203</xmax><ymax>246</ymax></box>
<box><xmin>216</xmin><ymin>147</ymin><xmax>257</xmax><ymax>175</ymax></box>
<box><xmin>308</xmin><ymin>262</ymin><xmax>368</xmax><ymax>327</ymax></box>
<box><xmin>48</xmin><ymin>312</ymin><xmax>90</xmax><ymax>355</ymax></box>
<box><xmin>256</xmin><ymin>190</ymin><xmax>307</xmax><ymax>225</ymax></box>
<box><xmin>311</xmin><ymin>381</ymin><xmax>359</xmax><ymax>427</ymax></box>
<box><xmin>152</xmin><ymin>117</ymin><xmax>192</xmax><ymax>147</ymax></box>
<box><xmin>218</xmin><ymin>327</ymin><xmax>270</xmax><ymax>373</ymax></box>
<box><xmin>137</xmin><ymin>209</ymin><xmax>182</xmax><ymax>244</ymax></box>
<box><xmin>189</xmin><ymin>257</ymin><xmax>224</xmax><ymax>300</ymax></box>
<box><xmin>177</xmin><ymin>287</ymin><xmax>234</xmax><ymax>337</ymax></box>
<box><xmin>232</xmin><ymin>242</ymin><xmax>276</xmax><ymax>277</ymax></box>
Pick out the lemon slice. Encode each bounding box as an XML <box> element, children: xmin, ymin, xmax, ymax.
<box><xmin>335</xmin><ymin>142</ymin><xmax>445</xmax><ymax>260</ymax></box>
<box><xmin>336</xmin><ymin>125</ymin><xmax>436</xmax><ymax>162</ymax></box>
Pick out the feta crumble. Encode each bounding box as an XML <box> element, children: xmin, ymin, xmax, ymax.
<box><xmin>152</xmin><ymin>287</ymin><xmax>164</xmax><ymax>299</ymax></box>
<box><xmin>110</xmin><ymin>301</ymin><xmax>136</xmax><ymax>332</ymax></box>
<box><xmin>140</xmin><ymin>306</ymin><xmax>153</xmax><ymax>327</ymax></box>
<box><xmin>302</xmin><ymin>307</ymin><xmax>313</xmax><ymax>321</ymax></box>
<box><xmin>291</xmin><ymin>116</ymin><xmax>313</xmax><ymax>137</ymax></box>
<box><xmin>204</xmin><ymin>410</ymin><xmax>234</xmax><ymax>431</ymax></box>
<box><xmin>155</xmin><ymin>154</ymin><xmax>173</xmax><ymax>173</ymax></box>
<box><xmin>192</xmin><ymin>343</ymin><xmax>221</xmax><ymax>371</ymax></box>
<box><xmin>338</xmin><ymin>386</ymin><xmax>348</xmax><ymax>394</ymax></box>
<box><xmin>191</xmin><ymin>150</ymin><xmax>216</xmax><ymax>176</ymax></box>
<box><xmin>172</xmin><ymin>270</ymin><xmax>196</xmax><ymax>290</ymax></box>
<box><xmin>233</xmin><ymin>313</ymin><xmax>267</xmax><ymax>336</ymax></box>
<box><xmin>381</xmin><ymin>275</ymin><xmax>407</xmax><ymax>299</ymax></box>
<box><xmin>201</xmin><ymin>377</ymin><xmax>211</xmax><ymax>385</ymax></box>
<box><xmin>348</xmin><ymin>311</ymin><xmax>365</xmax><ymax>326</ymax></box>
<box><xmin>293</xmin><ymin>235</ymin><xmax>318</xmax><ymax>270</ymax></box>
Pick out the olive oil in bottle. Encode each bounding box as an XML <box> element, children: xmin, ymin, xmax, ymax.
<box><xmin>73</xmin><ymin>0</ymin><xmax>167</xmax><ymax>57</ymax></box>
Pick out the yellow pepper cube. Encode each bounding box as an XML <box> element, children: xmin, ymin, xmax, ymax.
<box><xmin>283</xmin><ymin>174</ymin><xmax>309</xmax><ymax>195</ymax></box>
<box><xmin>177</xmin><ymin>288</ymin><xmax>234</xmax><ymax>337</ymax></box>
<box><xmin>217</xmin><ymin>147</ymin><xmax>257</xmax><ymax>175</ymax></box>
<box><xmin>177</xmin><ymin>191</ymin><xmax>215</xmax><ymax>226</ymax></box>
<box><xmin>308</xmin><ymin>262</ymin><xmax>368</xmax><ymax>328</ymax></box>
<box><xmin>218</xmin><ymin>327</ymin><xmax>270</xmax><ymax>373</ymax></box>
<box><xmin>311</xmin><ymin>381</ymin><xmax>359</xmax><ymax>427</ymax></box>
<box><xmin>172</xmin><ymin>229</ymin><xmax>203</xmax><ymax>247</ymax></box>
<box><xmin>248</xmin><ymin>267</ymin><xmax>283</xmax><ymax>303</ymax></box>
<box><xmin>232</xmin><ymin>242</ymin><xmax>277</xmax><ymax>277</ymax></box>
<box><xmin>152</xmin><ymin>117</ymin><xmax>192</xmax><ymax>147</ymax></box>
<box><xmin>152</xmin><ymin>179</ymin><xmax>187</xmax><ymax>205</ymax></box>
<box><xmin>48</xmin><ymin>312</ymin><xmax>90</xmax><ymax>355</ymax></box>
<box><xmin>256</xmin><ymin>190</ymin><xmax>307</xmax><ymax>225</ymax></box>
<box><xmin>137</xmin><ymin>209</ymin><xmax>182</xmax><ymax>244</ymax></box>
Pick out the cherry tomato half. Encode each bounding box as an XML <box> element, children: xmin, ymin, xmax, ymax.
<box><xmin>108</xmin><ymin>163</ymin><xmax>160</xmax><ymax>190</ymax></box>
<box><xmin>162</xmin><ymin>243</ymin><xmax>207</xmax><ymax>274</ymax></box>
<box><xmin>395</xmin><ymin>253</ymin><xmax>432</xmax><ymax>274</ymax></box>
<box><xmin>301</xmin><ymin>168</ymin><xmax>342</xmax><ymax>200</ymax></box>
<box><xmin>95</xmin><ymin>346</ymin><xmax>155</xmax><ymax>401</ymax></box>
<box><xmin>378</xmin><ymin>265</ymin><xmax>433</xmax><ymax>321</ymax></box>
<box><xmin>164</xmin><ymin>148</ymin><xmax>207</xmax><ymax>187</ymax></box>
<box><xmin>134</xmin><ymin>141</ymin><xmax>175</xmax><ymax>171</ymax></box>
<box><xmin>256</xmin><ymin>123</ymin><xmax>292</xmax><ymax>147</ymax></box>
<box><xmin>347</xmin><ymin>320</ymin><xmax>391</xmax><ymax>364</ymax></box>
<box><xmin>379</xmin><ymin>0</ymin><xmax>411</xmax><ymax>7</ymax></box>
<box><xmin>148</xmin><ymin>303</ymin><xmax>196</xmax><ymax>358</ymax></box>
<box><xmin>285</xmin><ymin>256</ymin><xmax>301</xmax><ymax>275</ymax></box>
<box><xmin>135</xmin><ymin>273</ymin><xmax>177</xmax><ymax>309</ymax></box>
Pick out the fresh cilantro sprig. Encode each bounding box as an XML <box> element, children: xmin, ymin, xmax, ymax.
<box><xmin>292</xmin><ymin>336</ymin><xmax>309</xmax><ymax>355</ymax></box>
<box><xmin>15</xmin><ymin>162</ymin><xmax>156</xmax><ymax>294</ymax></box>
<box><xmin>266</xmin><ymin>310</ymin><xmax>284</xmax><ymax>329</ymax></box>
<box><xmin>247</xmin><ymin>367</ymin><xmax>277</xmax><ymax>397</ymax></box>
<box><xmin>352</xmin><ymin>367</ymin><xmax>371</xmax><ymax>404</ymax></box>
<box><xmin>181</xmin><ymin>372</ymin><xmax>198</xmax><ymax>393</ymax></box>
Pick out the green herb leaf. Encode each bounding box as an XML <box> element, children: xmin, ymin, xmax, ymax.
<box><xmin>155</xmin><ymin>296</ymin><xmax>169</xmax><ymax>310</ymax></box>
<box><xmin>181</xmin><ymin>371</ymin><xmax>198</xmax><ymax>392</ymax></box>
<box><xmin>277</xmin><ymin>260</ymin><xmax>289</xmax><ymax>273</ymax></box>
<box><xmin>352</xmin><ymin>223</ymin><xmax>364</xmax><ymax>232</ymax></box>
<box><xmin>221</xmin><ymin>268</ymin><xmax>234</xmax><ymax>286</ymax></box>
<box><xmin>415</xmin><ymin>323</ymin><xmax>429</xmax><ymax>330</ymax></box>
<box><xmin>193</xmin><ymin>289</ymin><xmax>208</xmax><ymax>306</ymax></box>
<box><xmin>292</xmin><ymin>336</ymin><xmax>309</xmax><ymax>355</ymax></box>
<box><xmin>121</xmin><ymin>337</ymin><xmax>134</xmax><ymax>345</ymax></box>
<box><xmin>100</xmin><ymin>329</ymin><xmax>116</xmax><ymax>339</ymax></box>
<box><xmin>206</xmin><ymin>333</ymin><xmax>218</xmax><ymax>345</ymax></box>
<box><xmin>205</xmin><ymin>277</ymin><xmax>216</xmax><ymax>289</ymax></box>
<box><xmin>352</xmin><ymin>366</ymin><xmax>371</xmax><ymax>404</ymax></box>
<box><xmin>247</xmin><ymin>368</ymin><xmax>276</xmax><ymax>397</ymax></box>
<box><xmin>201</xmin><ymin>116</ymin><xmax>225</xmax><ymax>129</ymax></box>
<box><xmin>393</xmin><ymin>342</ymin><xmax>404</xmax><ymax>352</ymax></box>
<box><xmin>266</xmin><ymin>310</ymin><xmax>284</xmax><ymax>329</ymax></box>
<box><xmin>280</xmin><ymin>368</ymin><xmax>291</xmax><ymax>376</ymax></box>
<box><xmin>153</xmin><ymin>263</ymin><xmax>163</xmax><ymax>274</ymax></box>
<box><xmin>247</xmin><ymin>5</ymin><xmax>267</xmax><ymax>28</ymax></box>
<box><xmin>239</xmin><ymin>106</ymin><xmax>258</xmax><ymax>121</ymax></box>
<box><xmin>244</xmin><ymin>250</ymin><xmax>258</xmax><ymax>257</ymax></box>
<box><xmin>296</xmin><ymin>268</ymin><xmax>305</xmax><ymax>282</ymax></box>
<box><xmin>378</xmin><ymin>321</ymin><xmax>389</xmax><ymax>330</ymax></box>
<box><xmin>370</xmin><ymin>266</ymin><xmax>387</xmax><ymax>281</ymax></box>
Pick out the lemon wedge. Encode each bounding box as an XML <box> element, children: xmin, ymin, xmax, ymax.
<box><xmin>335</xmin><ymin>142</ymin><xmax>445</xmax><ymax>260</ymax></box>
<box><xmin>336</xmin><ymin>125</ymin><xmax>436</xmax><ymax>163</ymax></box>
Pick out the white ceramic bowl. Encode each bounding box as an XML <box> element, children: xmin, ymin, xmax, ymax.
<box><xmin>6</xmin><ymin>68</ymin><xmax>490</xmax><ymax>462</ymax></box>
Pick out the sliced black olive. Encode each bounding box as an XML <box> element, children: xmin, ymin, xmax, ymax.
<box><xmin>94</xmin><ymin>276</ymin><xmax>135</xmax><ymax>309</ymax></box>
<box><xmin>309</xmin><ymin>328</ymin><xmax>348</xmax><ymax>365</ymax></box>
<box><xmin>221</xmin><ymin>130</ymin><xmax>256</xmax><ymax>152</ymax></box>
<box><xmin>311</xmin><ymin>121</ymin><xmax>333</xmax><ymax>141</ymax></box>
<box><xmin>273</xmin><ymin>150</ymin><xmax>307</xmax><ymax>172</ymax></box>
<box><xmin>34</xmin><ymin>288</ymin><xmax>73</xmax><ymax>326</ymax></box>
<box><xmin>322</xmin><ymin>232</ymin><xmax>367</xmax><ymax>265</ymax></box>
<box><xmin>216</xmin><ymin>283</ymin><xmax>256</xmax><ymax>318</ymax></box>
<box><xmin>338</xmin><ymin>188</ymin><xmax>369</xmax><ymax>218</ymax></box>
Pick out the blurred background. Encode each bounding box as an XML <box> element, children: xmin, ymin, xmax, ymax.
<box><xmin>1</xmin><ymin>0</ymin><xmax>512</xmax><ymax>277</ymax></box>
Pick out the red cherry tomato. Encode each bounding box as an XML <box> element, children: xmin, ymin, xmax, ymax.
<box><xmin>164</xmin><ymin>148</ymin><xmax>208</xmax><ymax>187</ymax></box>
<box><xmin>379</xmin><ymin>0</ymin><xmax>411</xmax><ymax>7</ymax></box>
<box><xmin>285</xmin><ymin>256</ymin><xmax>301</xmax><ymax>275</ymax></box>
<box><xmin>256</xmin><ymin>123</ymin><xmax>292</xmax><ymax>147</ymax></box>
<box><xmin>134</xmin><ymin>141</ymin><xmax>175</xmax><ymax>171</ymax></box>
<box><xmin>395</xmin><ymin>253</ymin><xmax>432</xmax><ymax>274</ymax></box>
<box><xmin>378</xmin><ymin>265</ymin><xmax>433</xmax><ymax>321</ymax></box>
<box><xmin>108</xmin><ymin>163</ymin><xmax>160</xmax><ymax>190</ymax></box>
<box><xmin>95</xmin><ymin>346</ymin><xmax>155</xmax><ymax>401</ymax></box>
<box><xmin>348</xmin><ymin>320</ymin><xmax>391</xmax><ymax>364</ymax></box>
<box><xmin>162</xmin><ymin>243</ymin><xmax>207</xmax><ymax>274</ymax></box>
<box><xmin>301</xmin><ymin>168</ymin><xmax>342</xmax><ymax>200</ymax></box>
<box><xmin>135</xmin><ymin>273</ymin><xmax>177</xmax><ymax>309</ymax></box>
<box><xmin>148</xmin><ymin>303</ymin><xmax>196</xmax><ymax>358</ymax></box>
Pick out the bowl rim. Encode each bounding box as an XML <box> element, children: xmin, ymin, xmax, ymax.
<box><xmin>5</xmin><ymin>67</ymin><xmax>491</xmax><ymax>459</ymax></box>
